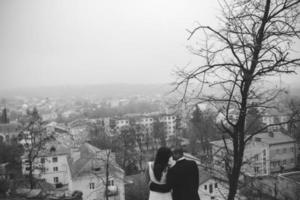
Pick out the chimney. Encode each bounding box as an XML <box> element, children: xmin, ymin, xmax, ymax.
<box><xmin>269</xmin><ymin>132</ymin><xmax>274</xmax><ymax>138</ymax></box>
<box><xmin>70</xmin><ymin>148</ymin><xmax>80</xmax><ymax>162</ymax></box>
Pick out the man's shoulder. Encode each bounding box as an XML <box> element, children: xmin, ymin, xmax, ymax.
<box><xmin>180</xmin><ymin>159</ymin><xmax>198</xmax><ymax>169</ymax></box>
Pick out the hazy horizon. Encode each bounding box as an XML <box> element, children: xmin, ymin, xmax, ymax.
<box><xmin>0</xmin><ymin>0</ymin><xmax>221</xmax><ymax>90</ymax></box>
<box><xmin>0</xmin><ymin>0</ymin><xmax>299</xmax><ymax>90</ymax></box>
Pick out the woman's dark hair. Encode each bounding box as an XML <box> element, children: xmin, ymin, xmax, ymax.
<box><xmin>153</xmin><ymin>147</ymin><xmax>172</xmax><ymax>181</ymax></box>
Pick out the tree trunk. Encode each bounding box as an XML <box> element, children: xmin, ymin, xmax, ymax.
<box><xmin>105</xmin><ymin>152</ymin><xmax>110</xmax><ymax>200</ymax></box>
<box><xmin>29</xmin><ymin>161</ymin><xmax>34</xmax><ymax>189</ymax></box>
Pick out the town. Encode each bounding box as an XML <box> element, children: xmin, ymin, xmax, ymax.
<box><xmin>1</xmin><ymin>0</ymin><xmax>300</xmax><ymax>200</ymax></box>
<box><xmin>0</xmin><ymin>90</ymin><xmax>299</xmax><ymax>200</ymax></box>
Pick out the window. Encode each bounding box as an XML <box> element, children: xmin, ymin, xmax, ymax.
<box><xmin>50</xmin><ymin>146</ymin><xmax>56</xmax><ymax>152</ymax></box>
<box><xmin>41</xmin><ymin>167</ymin><xmax>46</xmax><ymax>173</ymax></box>
<box><xmin>204</xmin><ymin>185</ymin><xmax>207</xmax><ymax>190</ymax></box>
<box><xmin>53</xmin><ymin>167</ymin><xmax>58</xmax><ymax>171</ymax></box>
<box><xmin>89</xmin><ymin>183</ymin><xmax>95</xmax><ymax>189</ymax></box>
<box><xmin>41</xmin><ymin>158</ymin><xmax>45</xmax><ymax>163</ymax></box>
<box><xmin>283</xmin><ymin>148</ymin><xmax>287</xmax><ymax>153</ymax></box>
<box><xmin>283</xmin><ymin>160</ymin><xmax>286</xmax><ymax>165</ymax></box>
<box><xmin>209</xmin><ymin>184</ymin><xmax>213</xmax><ymax>193</ymax></box>
<box><xmin>53</xmin><ymin>177</ymin><xmax>59</xmax><ymax>183</ymax></box>
<box><xmin>254</xmin><ymin>167</ymin><xmax>259</xmax><ymax>173</ymax></box>
<box><xmin>109</xmin><ymin>179</ymin><xmax>114</xmax><ymax>186</ymax></box>
<box><xmin>215</xmin><ymin>183</ymin><xmax>218</xmax><ymax>188</ymax></box>
<box><xmin>52</xmin><ymin>157</ymin><xmax>58</xmax><ymax>162</ymax></box>
<box><xmin>290</xmin><ymin>147</ymin><xmax>294</xmax><ymax>152</ymax></box>
<box><xmin>290</xmin><ymin>158</ymin><xmax>294</xmax><ymax>163</ymax></box>
<box><xmin>276</xmin><ymin>149</ymin><xmax>280</xmax><ymax>154</ymax></box>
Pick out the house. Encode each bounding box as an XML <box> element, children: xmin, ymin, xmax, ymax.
<box><xmin>21</xmin><ymin>141</ymin><xmax>70</xmax><ymax>187</ymax></box>
<box><xmin>211</xmin><ymin>137</ymin><xmax>270</xmax><ymax>177</ymax></box>
<box><xmin>210</xmin><ymin>132</ymin><xmax>296</xmax><ymax>177</ymax></box>
<box><xmin>68</xmin><ymin>143</ymin><xmax>125</xmax><ymax>200</ymax></box>
<box><xmin>198</xmin><ymin>170</ymin><xmax>241</xmax><ymax>200</ymax></box>
<box><xmin>256</xmin><ymin>132</ymin><xmax>296</xmax><ymax>173</ymax></box>
<box><xmin>0</xmin><ymin>163</ymin><xmax>13</xmax><ymax>180</ymax></box>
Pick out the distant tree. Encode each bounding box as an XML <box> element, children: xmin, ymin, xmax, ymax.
<box><xmin>20</xmin><ymin>108</ymin><xmax>54</xmax><ymax>189</ymax></box>
<box><xmin>0</xmin><ymin>107</ymin><xmax>9</xmax><ymax>124</ymax></box>
<box><xmin>144</xmin><ymin>129</ymin><xmax>152</xmax><ymax>151</ymax></box>
<box><xmin>0</xmin><ymin>179</ymin><xmax>9</xmax><ymax>197</ymax></box>
<box><xmin>190</xmin><ymin>106</ymin><xmax>218</xmax><ymax>155</ymax></box>
<box><xmin>133</xmin><ymin>124</ymin><xmax>145</xmax><ymax>171</ymax></box>
<box><xmin>116</xmin><ymin>127</ymin><xmax>139</xmax><ymax>175</ymax></box>
<box><xmin>88</xmin><ymin>123</ymin><xmax>112</xmax><ymax>150</ymax></box>
<box><xmin>0</xmin><ymin>142</ymin><xmax>24</xmax><ymax>167</ymax></box>
<box><xmin>125</xmin><ymin>173</ymin><xmax>149</xmax><ymax>200</ymax></box>
<box><xmin>245</xmin><ymin>107</ymin><xmax>264</xmax><ymax>135</ymax></box>
<box><xmin>153</xmin><ymin>119</ymin><xmax>167</xmax><ymax>147</ymax></box>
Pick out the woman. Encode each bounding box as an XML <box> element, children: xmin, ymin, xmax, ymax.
<box><xmin>146</xmin><ymin>147</ymin><xmax>173</xmax><ymax>200</ymax></box>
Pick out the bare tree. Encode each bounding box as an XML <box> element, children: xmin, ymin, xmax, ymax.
<box><xmin>116</xmin><ymin>127</ymin><xmax>139</xmax><ymax>175</ymax></box>
<box><xmin>152</xmin><ymin>118</ymin><xmax>167</xmax><ymax>147</ymax></box>
<box><xmin>174</xmin><ymin>0</ymin><xmax>300</xmax><ymax>199</ymax></box>
<box><xmin>133</xmin><ymin>124</ymin><xmax>145</xmax><ymax>171</ymax></box>
<box><xmin>20</xmin><ymin>108</ymin><xmax>54</xmax><ymax>189</ymax></box>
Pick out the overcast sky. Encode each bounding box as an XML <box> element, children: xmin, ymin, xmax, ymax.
<box><xmin>0</xmin><ymin>0</ymin><xmax>299</xmax><ymax>90</ymax></box>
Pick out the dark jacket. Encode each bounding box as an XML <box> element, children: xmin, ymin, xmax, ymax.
<box><xmin>150</xmin><ymin>159</ymin><xmax>200</xmax><ymax>200</ymax></box>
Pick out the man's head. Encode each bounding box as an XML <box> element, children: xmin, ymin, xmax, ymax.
<box><xmin>172</xmin><ymin>147</ymin><xmax>184</xmax><ymax>161</ymax></box>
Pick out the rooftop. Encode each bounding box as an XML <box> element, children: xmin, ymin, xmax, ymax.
<box><xmin>279</xmin><ymin>171</ymin><xmax>300</xmax><ymax>184</ymax></box>
<box><xmin>68</xmin><ymin>143</ymin><xmax>124</xmax><ymax>179</ymax></box>
<box><xmin>254</xmin><ymin>132</ymin><xmax>295</xmax><ymax>145</ymax></box>
<box><xmin>210</xmin><ymin>131</ymin><xmax>295</xmax><ymax>148</ymax></box>
<box><xmin>22</xmin><ymin>141</ymin><xmax>70</xmax><ymax>158</ymax></box>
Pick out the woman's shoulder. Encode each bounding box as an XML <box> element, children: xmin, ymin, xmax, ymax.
<box><xmin>147</xmin><ymin>161</ymin><xmax>154</xmax><ymax>172</ymax></box>
<box><xmin>148</xmin><ymin>161</ymin><xmax>154</xmax><ymax>167</ymax></box>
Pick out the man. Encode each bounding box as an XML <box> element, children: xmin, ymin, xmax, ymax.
<box><xmin>150</xmin><ymin>147</ymin><xmax>200</xmax><ymax>200</ymax></box>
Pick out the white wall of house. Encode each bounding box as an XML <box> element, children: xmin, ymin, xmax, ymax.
<box><xmin>242</xmin><ymin>141</ymin><xmax>270</xmax><ymax>176</ymax></box>
<box><xmin>22</xmin><ymin>154</ymin><xmax>70</xmax><ymax>185</ymax></box>
<box><xmin>69</xmin><ymin>174</ymin><xmax>124</xmax><ymax>200</ymax></box>
<box><xmin>269</xmin><ymin>143</ymin><xmax>296</xmax><ymax>172</ymax></box>
<box><xmin>211</xmin><ymin>140</ymin><xmax>270</xmax><ymax>177</ymax></box>
<box><xmin>198</xmin><ymin>179</ymin><xmax>239</xmax><ymax>200</ymax></box>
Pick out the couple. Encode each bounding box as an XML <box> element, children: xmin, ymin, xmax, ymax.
<box><xmin>146</xmin><ymin>147</ymin><xmax>200</xmax><ymax>200</ymax></box>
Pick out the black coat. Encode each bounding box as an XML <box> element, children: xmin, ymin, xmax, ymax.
<box><xmin>149</xmin><ymin>159</ymin><xmax>200</xmax><ymax>200</ymax></box>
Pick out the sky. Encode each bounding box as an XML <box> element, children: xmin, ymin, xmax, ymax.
<box><xmin>0</xmin><ymin>0</ymin><xmax>299</xmax><ymax>90</ymax></box>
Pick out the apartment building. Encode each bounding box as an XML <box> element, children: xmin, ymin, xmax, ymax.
<box><xmin>262</xmin><ymin>114</ymin><xmax>289</xmax><ymax>132</ymax></box>
<box><xmin>135</xmin><ymin>117</ymin><xmax>154</xmax><ymax>133</ymax></box>
<box><xmin>210</xmin><ymin>132</ymin><xmax>296</xmax><ymax>177</ymax></box>
<box><xmin>159</xmin><ymin>114</ymin><xmax>177</xmax><ymax>137</ymax></box>
<box><xmin>211</xmin><ymin>137</ymin><xmax>270</xmax><ymax>177</ymax></box>
<box><xmin>258</xmin><ymin>132</ymin><xmax>296</xmax><ymax>173</ymax></box>
<box><xmin>115</xmin><ymin>119</ymin><xmax>130</xmax><ymax>130</ymax></box>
